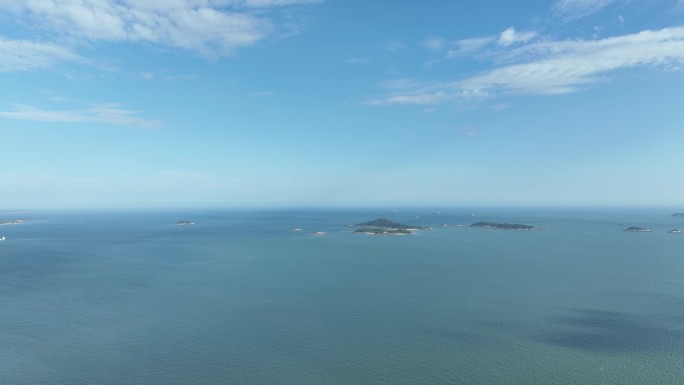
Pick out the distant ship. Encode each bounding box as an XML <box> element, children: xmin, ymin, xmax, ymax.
<box><xmin>0</xmin><ymin>236</ymin><xmax>5</xmax><ymax>241</ymax></box>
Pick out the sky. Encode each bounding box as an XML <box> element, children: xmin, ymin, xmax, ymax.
<box><xmin>1</xmin><ymin>0</ymin><xmax>684</xmax><ymax>209</ymax></box>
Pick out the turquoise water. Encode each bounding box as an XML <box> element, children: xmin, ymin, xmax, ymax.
<box><xmin>1</xmin><ymin>208</ymin><xmax>683</xmax><ymax>384</ymax></box>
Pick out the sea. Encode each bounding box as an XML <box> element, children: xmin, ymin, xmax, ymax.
<box><xmin>1</xmin><ymin>208</ymin><xmax>683</xmax><ymax>385</ymax></box>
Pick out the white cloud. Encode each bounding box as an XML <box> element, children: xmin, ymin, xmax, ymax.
<box><xmin>379</xmin><ymin>78</ymin><xmax>426</xmax><ymax>90</ymax></box>
<box><xmin>447</xmin><ymin>28</ymin><xmax>538</xmax><ymax>57</ymax></box>
<box><xmin>0</xmin><ymin>0</ymin><xmax>321</xmax><ymax>56</ymax></box>
<box><xmin>368</xmin><ymin>26</ymin><xmax>684</xmax><ymax>105</ymax></box>
<box><xmin>0</xmin><ymin>36</ymin><xmax>84</xmax><ymax>72</ymax></box>
<box><xmin>447</xmin><ymin>36</ymin><xmax>496</xmax><ymax>57</ymax></box>
<box><xmin>366</xmin><ymin>92</ymin><xmax>450</xmax><ymax>106</ymax></box>
<box><xmin>498</xmin><ymin>27</ymin><xmax>537</xmax><ymax>47</ymax></box>
<box><xmin>467</xmin><ymin>26</ymin><xmax>684</xmax><ymax>94</ymax></box>
<box><xmin>386</xmin><ymin>39</ymin><xmax>407</xmax><ymax>51</ymax></box>
<box><xmin>553</xmin><ymin>0</ymin><xmax>622</xmax><ymax>20</ymax></box>
<box><xmin>423</xmin><ymin>37</ymin><xmax>447</xmax><ymax>52</ymax></box>
<box><xmin>422</xmin><ymin>59</ymin><xmax>441</xmax><ymax>68</ymax></box>
<box><xmin>0</xmin><ymin>103</ymin><xmax>162</xmax><ymax>128</ymax></box>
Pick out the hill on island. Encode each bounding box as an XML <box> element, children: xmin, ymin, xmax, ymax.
<box><xmin>354</xmin><ymin>218</ymin><xmax>425</xmax><ymax>230</ymax></box>
<box><xmin>672</xmin><ymin>213</ymin><xmax>684</xmax><ymax>217</ymax></box>
<box><xmin>470</xmin><ymin>222</ymin><xmax>537</xmax><ymax>230</ymax></box>
<box><xmin>353</xmin><ymin>218</ymin><xmax>427</xmax><ymax>235</ymax></box>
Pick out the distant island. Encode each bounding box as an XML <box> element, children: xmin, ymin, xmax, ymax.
<box><xmin>0</xmin><ymin>218</ymin><xmax>43</xmax><ymax>225</ymax></box>
<box><xmin>624</xmin><ymin>226</ymin><xmax>650</xmax><ymax>232</ymax></box>
<box><xmin>470</xmin><ymin>222</ymin><xmax>538</xmax><ymax>231</ymax></box>
<box><xmin>0</xmin><ymin>219</ymin><xmax>25</xmax><ymax>225</ymax></box>
<box><xmin>667</xmin><ymin>229</ymin><xmax>681</xmax><ymax>234</ymax></box>
<box><xmin>353</xmin><ymin>218</ymin><xmax>427</xmax><ymax>235</ymax></box>
<box><xmin>175</xmin><ymin>220</ymin><xmax>194</xmax><ymax>226</ymax></box>
<box><xmin>672</xmin><ymin>213</ymin><xmax>684</xmax><ymax>217</ymax></box>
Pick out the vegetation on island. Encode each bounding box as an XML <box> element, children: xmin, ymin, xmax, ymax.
<box><xmin>624</xmin><ymin>226</ymin><xmax>650</xmax><ymax>232</ymax></box>
<box><xmin>470</xmin><ymin>222</ymin><xmax>537</xmax><ymax>230</ymax></box>
<box><xmin>354</xmin><ymin>228</ymin><xmax>413</xmax><ymax>235</ymax></box>
<box><xmin>353</xmin><ymin>218</ymin><xmax>426</xmax><ymax>235</ymax></box>
<box><xmin>355</xmin><ymin>218</ymin><xmax>425</xmax><ymax>229</ymax></box>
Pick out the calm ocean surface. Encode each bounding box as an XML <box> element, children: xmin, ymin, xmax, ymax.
<box><xmin>1</xmin><ymin>208</ymin><xmax>683</xmax><ymax>384</ymax></box>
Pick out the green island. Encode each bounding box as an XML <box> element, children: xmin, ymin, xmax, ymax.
<box><xmin>624</xmin><ymin>226</ymin><xmax>650</xmax><ymax>232</ymax></box>
<box><xmin>353</xmin><ymin>218</ymin><xmax>427</xmax><ymax>236</ymax></box>
<box><xmin>470</xmin><ymin>221</ymin><xmax>537</xmax><ymax>230</ymax></box>
<box><xmin>672</xmin><ymin>213</ymin><xmax>684</xmax><ymax>217</ymax></box>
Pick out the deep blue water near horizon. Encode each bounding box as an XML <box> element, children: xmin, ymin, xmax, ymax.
<box><xmin>1</xmin><ymin>208</ymin><xmax>683</xmax><ymax>384</ymax></box>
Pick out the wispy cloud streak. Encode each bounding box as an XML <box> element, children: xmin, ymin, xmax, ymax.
<box><xmin>553</xmin><ymin>0</ymin><xmax>623</xmax><ymax>20</ymax></box>
<box><xmin>0</xmin><ymin>103</ymin><xmax>162</xmax><ymax>128</ymax></box>
<box><xmin>368</xmin><ymin>26</ymin><xmax>684</xmax><ymax>105</ymax></box>
<box><xmin>0</xmin><ymin>36</ymin><xmax>84</xmax><ymax>72</ymax></box>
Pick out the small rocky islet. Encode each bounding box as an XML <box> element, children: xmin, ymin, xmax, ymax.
<box><xmin>664</xmin><ymin>212</ymin><xmax>683</xmax><ymax>233</ymax></box>
<box><xmin>624</xmin><ymin>226</ymin><xmax>651</xmax><ymax>232</ymax></box>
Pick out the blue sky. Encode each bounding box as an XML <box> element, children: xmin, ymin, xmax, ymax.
<box><xmin>1</xmin><ymin>0</ymin><xmax>683</xmax><ymax>209</ymax></box>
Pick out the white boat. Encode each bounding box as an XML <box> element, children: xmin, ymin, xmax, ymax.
<box><xmin>0</xmin><ymin>236</ymin><xmax>5</xmax><ymax>241</ymax></box>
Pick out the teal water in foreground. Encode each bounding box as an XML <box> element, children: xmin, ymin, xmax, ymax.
<box><xmin>1</xmin><ymin>208</ymin><xmax>683</xmax><ymax>384</ymax></box>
